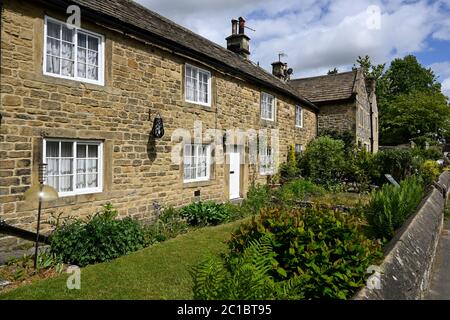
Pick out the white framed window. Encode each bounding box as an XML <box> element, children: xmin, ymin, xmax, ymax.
<box><xmin>43</xmin><ymin>139</ymin><xmax>103</xmax><ymax>197</ymax></box>
<box><xmin>295</xmin><ymin>105</ymin><xmax>303</xmax><ymax>128</ymax></box>
<box><xmin>295</xmin><ymin>144</ymin><xmax>303</xmax><ymax>155</ymax></box>
<box><xmin>185</xmin><ymin>64</ymin><xmax>211</xmax><ymax>106</ymax></box>
<box><xmin>261</xmin><ymin>92</ymin><xmax>275</xmax><ymax>121</ymax></box>
<box><xmin>44</xmin><ymin>16</ymin><xmax>105</xmax><ymax>85</ymax></box>
<box><xmin>184</xmin><ymin>144</ymin><xmax>211</xmax><ymax>182</ymax></box>
<box><xmin>260</xmin><ymin>147</ymin><xmax>275</xmax><ymax>175</ymax></box>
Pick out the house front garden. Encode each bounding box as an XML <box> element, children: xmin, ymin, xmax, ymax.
<box><xmin>0</xmin><ymin>135</ymin><xmax>444</xmax><ymax>299</ymax></box>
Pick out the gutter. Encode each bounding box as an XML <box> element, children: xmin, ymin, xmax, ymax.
<box><xmin>38</xmin><ymin>0</ymin><xmax>318</xmax><ymax>112</ymax></box>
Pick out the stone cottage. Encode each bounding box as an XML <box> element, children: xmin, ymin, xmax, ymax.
<box><xmin>290</xmin><ymin>69</ymin><xmax>379</xmax><ymax>153</ymax></box>
<box><xmin>0</xmin><ymin>0</ymin><xmax>319</xmax><ymax>257</ymax></box>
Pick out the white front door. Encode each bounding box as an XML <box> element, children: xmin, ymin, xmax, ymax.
<box><xmin>229</xmin><ymin>150</ymin><xmax>240</xmax><ymax>199</ymax></box>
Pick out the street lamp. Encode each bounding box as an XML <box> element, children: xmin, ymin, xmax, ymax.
<box><xmin>23</xmin><ymin>163</ymin><xmax>58</xmax><ymax>270</ymax></box>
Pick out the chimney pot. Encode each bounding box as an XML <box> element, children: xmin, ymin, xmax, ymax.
<box><xmin>231</xmin><ymin>19</ymin><xmax>238</xmax><ymax>35</ymax></box>
<box><xmin>238</xmin><ymin>17</ymin><xmax>245</xmax><ymax>34</ymax></box>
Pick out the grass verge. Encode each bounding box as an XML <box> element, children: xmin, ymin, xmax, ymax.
<box><xmin>0</xmin><ymin>219</ymin><xmax>245</xmax><ymax>300</ymax></box>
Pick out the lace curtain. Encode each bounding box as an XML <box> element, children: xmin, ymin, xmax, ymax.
<box><xmin>46</xmin><ymin>141</ymin><xmax>99</xmax><ymax>193</ymax></box>
<box><xmin>46</xmin><ymin>19</ymin><xmax>99</xmax><ymax>81</ymax></box>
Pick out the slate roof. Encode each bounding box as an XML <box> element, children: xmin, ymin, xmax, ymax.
<box><xmin>289</xmin><ymin>70</ymin><xmax>358</xmax><ymax>103</ymax></box>
<box><xmin>42</xmin><ymin>0</ymin><xmax>317</xmax><ymax>110</ymax></box>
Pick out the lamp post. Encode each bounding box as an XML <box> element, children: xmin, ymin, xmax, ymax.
<box><xmin>23</xmin><ymin>163</ymin><xmax>58</xmax><ymax>270</ymax></box>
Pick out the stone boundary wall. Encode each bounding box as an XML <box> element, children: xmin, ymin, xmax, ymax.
<box><xmin>354</xmin><ymin>171</ymin><xmax>450</xmax><ymax>300</ymax></box>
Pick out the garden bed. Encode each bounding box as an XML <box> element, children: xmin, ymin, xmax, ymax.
<box><xmin>0</xmin><ymin>219</ymin><xmax>246</xmax><ymax>299</ymax></box>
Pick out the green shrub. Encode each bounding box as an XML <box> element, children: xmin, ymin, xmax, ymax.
<box><xmin>143</xmin><ymin>207</ymin><xmax>188</xmax><ymax>245</ymax></box>
<box><xmin>412</xmin><ymin>146</ymin><xmax>442</xmax><ymax>161</ymax></box>
<box><xmin>419</xmin><ymin>160</ymin><xmax>440</xmax><ymax>186</ymax></box>
<box><xmin>344</xmin><ymin>148</ymin><xmax>374</xmax><ymax>192</ymax></box>
<box><xmin>228</xmin><ymin>207</ymin><xmax>382</xmax><ymax>299</ymax></box>
<box><xmin>371</xmin><ymin>149</ymin><xmax>419</xmax><ymax>184</ymax></box>
<box><xmin>238</xmin><ymin>184</ymin><xmax>273</xmax><ymax>217</ymax></box>
<box><xmin>180</xmin><ymin>201</ymin><xmax>232</xmax><ymax>226</ymax></box>
<box><xmin>274</xmin><ymin>179</ymin><xmax>325</xmax><ymax>204</ymax></box>
<box><xmin>192</xmin><ymin>235</ymin><xmax>306</xmax><ymax>300</ymax></box>
<box><xmin>365</xmin><ymin>177</ymin><xmax>425</xmax><ymax>240</ymax></box>
<box><xmin>319</xmin><ymin>129</ymin><xmax>355</xmax><ymax>152</ymax></box>
<box><xmin>299</xmin><ymin>136</ymin><xmax>346</xmax><ymax>187</ymax></box>
<box><xmin>50</xmin><ymin>203</ymin><xmax>145</xmax><ymax>267</ymax></box>
<box><xmin>279</xmin><ymin>145</ymin><xmax>301</xmax><ymax>183</ymax></box>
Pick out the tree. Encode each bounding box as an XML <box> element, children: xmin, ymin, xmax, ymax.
<box><xmin>380</xmin><ymin>90</ymin><xmax>450</xmax><ymax>145</ymax></box>
<box><xmin>355</xmin><ymin>55</ymin><xmax>385</xmax><ymax>80</ymax></box>
<box><xmin>382</xmin><ymin>55</ymin><xmax>441</xmax><ymax>97</ymax></box>
<box><xmin>327</xmin><ymin>67</ymin><xmax>338</xmax><ymax>75</ymax></box>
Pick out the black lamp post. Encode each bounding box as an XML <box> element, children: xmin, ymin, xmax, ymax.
<box><xmin>23</xmin><ymin>163</ymin><xmax>58</xmax><ymax>270</ymax></box>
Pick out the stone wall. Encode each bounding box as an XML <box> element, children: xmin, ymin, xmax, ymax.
<box><xmin>0</xmin><ymin>0</ymin><xmax>317</xmax><ymax>257</ymax></box>
<box><xmin>354</xmin><ymin>171</ymin><xmax>449</xmax><ymax>300</ymax></box>
<box><xmin>354</xmin><ymin>70</ymin><xmax>378</xmax><ymax>152</ymax></box>
<box><xmin>317</xmin><ymin>101</ymin><xmax>356</xmax><ymax>137</ymax></box>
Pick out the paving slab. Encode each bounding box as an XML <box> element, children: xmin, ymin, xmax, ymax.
<box><xmin>426</xmin><ymin>220</ymin><xmax>450</xmax><ymax>300</ymax></box>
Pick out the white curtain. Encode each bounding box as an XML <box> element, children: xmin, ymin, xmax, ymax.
<box><xmin>46</xmin><ymin>21</ymin><xmax>60</xmax><ymax>74</ymax></box>
<box><xmin>198</xmin><ymin>72</ymin><xmax>208</xmax><ymax>103</ymax></box>
<box><xmin>185</xmin><ymin>66</ymin><xmax>198</xmax><ymax>101</ymax></box>
<box><xmin>60</xmin><ymin>142</ymin><xmax>73</xmax><ymax>192</ymax></box>
<box><xmin>46</xmin><ymin>141</ymin><xmax>59</xmax><ymax>189</ymax></box>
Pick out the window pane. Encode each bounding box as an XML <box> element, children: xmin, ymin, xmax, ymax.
<box><xmin>77</xmin><ymin>159</ymin><xmax>86</xmax><ymax>174</ymax></box>
<box><xmin>61</xmin><ymin>59</ymin><xmax>74</xmax><ymax>77</ymax></box>
<box><xmin>46</xmin><ymin>55</ymin><xmax>60</xmax><ymax>74</ymax></box>
<box><xmin>76</xmin><ymin>174</ymin><xmax>86</xmax><ymax>189</ymax></box>
<box><xmin>60</xmin><ymin>159</ymin><xmax>73</xmax><ymax>175</ymax></box>
<box><xmin>87</xmin><ymin>159</ymin><xmax>98</xmax><ymax>173</ymax></box>
<box><xmin>47</xmin><ymin>21</ymin><xmax>60</xmax><ymax>38</ymax></box>
<box><xmin>87</xmin><ymin>174</ymin><xmax>98</xmax><ymax>188</ymax></box>
<box><xmin>87</xmin><ymin>65</ymin><xmax>98</xmax><ymax>80</ymax></box>
<box><xmin>77</xmin><ymin>144</ymin><xmax>87</xmax><ymax>158</ymax></box>
<box><xmin>46</xmin><ymin>159</ymin><xmax>59</xmax><ymax>176</ymax></box>
<box><xmin>60</xmin><ymin>175</ymin><xmax>73</xmax><ymax>192</ymax></box>
<box><xmin>62</xmin><ymin>25</ymin><xmax>74</xmax><ymax>43</ymax></box>
<box><xmin>88</xmin><ymin>36</ymin><xmax>99</xmax><ymax>51</ymax></box>
<box><xmin>88</xmin><ymin>145</ymin><xmax>98</xmax><ymax>158</ymax></box>
<box><xmin>87</xmin><ymin>50</ymin><xmax>98</xmax><ymax>66</ymax></box>
<box><xmin>61</xmin><ymin>142</ymin><xmax>73</xmax><ymax>157</ymax></box>
<box><xmin>61</xmin><ymin>42</ymin><xmax>74</xmax><ymax>59</ymax></box>
<box><xmin>77</xmin><ymin>63</ymin><xmax>86</xmax><ymax>78</ymax></box>
<box><xmin>78</xmin><ymin>33</ymin><xmax>87</xmax><ymax>48</ymax></box>
<box><xmin>46</xmin><ymin>141</ymin><xmax>59</xmax><ymax>157</ymax></box>
<box><xmin>77</xmin><ymin>48</ymin><xmax>87</xmax><ymax>63</ymax></box>
<box><xmin>47</xmin><ymin>37</ymin><xmax>60</xmax><ymax>56</ymax></box>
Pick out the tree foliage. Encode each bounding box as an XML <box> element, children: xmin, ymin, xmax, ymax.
<box><xmin>356</xmin><ymin>54</ymin><xmax>450</xmax><ymax>145</ymax></box>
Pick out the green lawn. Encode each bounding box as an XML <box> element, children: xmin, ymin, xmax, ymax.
<box><xmin>0</xmin><ymin>219</ymin><xmax>245</xmax><ymax>300</ymax></box>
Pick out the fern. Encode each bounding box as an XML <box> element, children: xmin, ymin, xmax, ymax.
<box><xmin>193</xmin><ymin>235</ymin><xmax>307</xmax><ymax>300</ymax></box>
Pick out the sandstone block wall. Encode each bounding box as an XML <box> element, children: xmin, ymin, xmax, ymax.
<box><xmin>0</xmin><ymin>0</ymin><xmax>317</xmax><ymax>257</ymax></box>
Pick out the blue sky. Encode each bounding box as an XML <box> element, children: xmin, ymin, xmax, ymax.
<box><xmin>137</xmin><ymin>0</ymin><xmax>450</xmax><ymax>96</ymax></box>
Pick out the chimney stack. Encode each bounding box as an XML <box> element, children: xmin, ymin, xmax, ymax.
<box><xmin>226</xmin><ymin>17</ymin><xmax>250</xmax><ymax>59</ymax></box>
<box><xmin>271</xmin><ymin>59</ymin><xmax>292</xmax><ymax>81</ymax></box>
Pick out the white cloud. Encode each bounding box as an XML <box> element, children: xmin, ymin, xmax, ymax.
<box><xmin>137</xmin><ymin>0</ymin><xmax>449</xmax><ymax>79</ymax></box>
<box><xmin>429</xmin><ymin>62</ymin><xmax>450</xmax><ymax>98</ymax></box>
